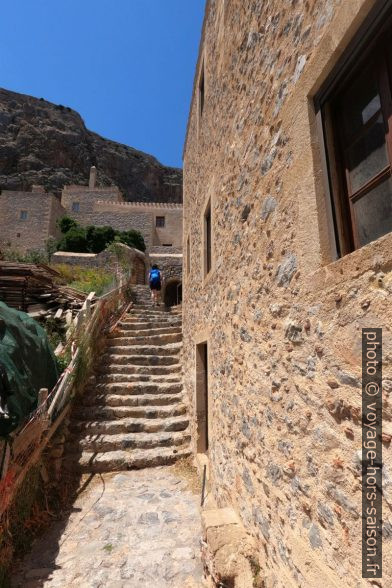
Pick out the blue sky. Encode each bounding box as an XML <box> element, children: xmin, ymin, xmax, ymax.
<box><xmin>0</xmin><ymin>0</ymin><xmax>205</xmax><ymax>168</ymax></box>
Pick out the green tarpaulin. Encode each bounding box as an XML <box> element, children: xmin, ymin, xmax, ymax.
<box><xmin>0</xmin><ymin>301</ymin><xmax>58</xmax><ymax>434</ymax></box>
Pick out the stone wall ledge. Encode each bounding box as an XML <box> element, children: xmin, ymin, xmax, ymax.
<box><xmin>304</xmin><ymin>231</ymin><xmax>392</xmax><ymax>296</ymax></box>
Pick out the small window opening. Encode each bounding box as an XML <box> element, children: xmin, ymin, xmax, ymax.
<box><xmin>156</xmin><ymin>216</ymin><xmax>165</xmax><ymax>227</ymax></box>
<box><xmin>199</xmin><ymin>64</ymin><xmax>205</xmax><ymax>118</ymax></box>
<box><xmin>204</xmin><ymin>200</ymin><xmax>212</xmax><ymax>275</ymax></box>
<box><xmin>187</xmin><ymin>235</ymin><xmax>190</xmax><ymax>275</ymax></box>
<box><xmin>196</xmin><ymin>342</ymin><xmax>209</xmax><ymax>453</ymax></box>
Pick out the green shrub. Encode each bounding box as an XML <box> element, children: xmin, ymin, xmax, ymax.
<box><xmin>57</xmin><ymin>216</ymin><xmax>78</xmax><ymax>234</ymax></box>
<box><xmin>57</xmin><ymin>226</ymin><xmax>89</xmax><ymax>253</ymax></box>
<box><xmin>116</xmin><ymin>229</ymin><xmax>146</xmax><ymax>252</ymax></box>
<box><xmin>56</xmin><ymin>216</ymin><xmax>145</xmax><ymax>254</ymax></box>
<box><xmin>86</xmin><ymin>225</ymin><xmax>116</xmax><ymax>253</ymax></box>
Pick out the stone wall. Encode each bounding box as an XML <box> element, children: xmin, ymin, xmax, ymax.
<box><xmin>183</xmin><ymin>1</ymin><xmax>392</xmax><ymax>586</ymax></box>
<box><xmin>150</xmin><ymin>245</ymin><xmax>182</xmax><ymax>255</ymax></box>
<box><xmin>65</xmin><ymin>198</ymin><xmax>183</xmax><ymax>251</ymax></box>
<box><xmin>53</xmin><ymin>244</ymin><xmax>148</xmax><ymax>285</ymax></box>
<box><xmin>61</xmin><ymin>185</ymin><xmax>122</xmax><ymax>215</ymax></box>
<box><xmin>49</xmin><ymin>194</ymin><xmax>66</xmax><ymax>242</ymax></box>
<box><xmin>0</xmin><ymin>189</ymin><xmax>62</xmax><ymax>252</ymax></box>
<box><xmin>149</xmin><ymin>253</ymin><xmax>182</xmax><ymax>283</ymax></box>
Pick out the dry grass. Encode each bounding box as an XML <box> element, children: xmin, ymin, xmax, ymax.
<box><xmin>171</xmin><ymin>456</ymin><xmax>202</xmax><ymax>495</ymax></box>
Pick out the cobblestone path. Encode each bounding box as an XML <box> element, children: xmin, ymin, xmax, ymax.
<box><xmin>12</xmin><ymin>467</ymin><xmax>204</xmax><ymax>588</ymax></box>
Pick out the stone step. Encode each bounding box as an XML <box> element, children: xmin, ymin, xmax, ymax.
<box><xmin>86</xmin><ymin>381</ymin><xmax>183</xmax><ymax>395</ymax></box>
<box><xmin>81</xmin><ymin>392</ymin><xmax>182</xmax><ymax>408</ymax></box>
<box><xmin>97</xmin><ymin>363</ymin><xmax>182</xmax><ymax>376</ymax></box>
<box><xmin>74</xmin><ymin>402</ymin><xmax>187</xmax><ymax>421</ymax></box>
<box><xmin>72</xmin><ymin>430</ymin><xmax>191</xmax><ymax>453</ymax></box>
<box><xmin>128</xmin><ymin>309</ymin><xmax>173</xmax><ymax>317</ymax></box>
<box><xmin>110</xmin><ymin>325</ymin><xmax>182</xmax><ymax>338</ymax></box>
<box><xmin>95</xmin><ymin>373</ymin><xmax>182</xmax><ymax>384</ymax></box>
<box><xmin>71</xmin><ymin>445</ymin><xmax>192</xmax><ymax>473</ymax></box>
<box><xmin>105</xmin><ymin>343</ymin><xmax>182</xmax><ymax>356</ymax></box>
<box><xmin>102</xmin><ymin>354</ymin><xmax>180</xmax><ymax>366</ymax></box>
<box><xmin>125</xmin><ymin>316</ymin><xmax>180</xmax><ymax>325</ymax></box>
<box><xmin>118</xmin><ymin>319</ymin><xmax>181</xmax><ymax>329</ymax></box>
<box><xmin>108</xmin><ymin>333</ymin><xmax>182</xmax><ymax>346</ymax></box>
<box><xmin>123</xmin><ymin>312</ymin><xmax>181</xmax><ymax>321</ymax></box>
<box><xmin>132</xmin><ymin>304</ymin><xmax>167</xmax><ymax>310</ymax></box>
<box><xmin>70</xmin><ymin>414</ymin><xmax>189</xmax><ymax>435</ymax></box>
<box><xmin>128</xmin><ymin>314</ymin><xmax>178</xmax><ymax>321</ymax></box>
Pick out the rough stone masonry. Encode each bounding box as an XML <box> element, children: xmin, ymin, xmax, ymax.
<box><xmin>183</xmin><ymin>1</ymin><xmax>392</xmax><ymax>586</ymax></box>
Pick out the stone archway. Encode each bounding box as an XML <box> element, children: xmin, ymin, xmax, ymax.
<box><xmin>163</xmin><ymin>279</ymin><xmax>182</xmax><ymax>307</ymax></box>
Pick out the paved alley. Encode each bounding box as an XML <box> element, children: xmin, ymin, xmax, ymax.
<box><xmin>12</xmin><ymin>466</ymin><xmax>204</xmax><ymax>588</ymax></box>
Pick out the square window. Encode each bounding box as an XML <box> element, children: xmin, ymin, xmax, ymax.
<box><xmin>72</xmin><ymin>202</ymin><xmax>80</xmax><ymax>212</ymax></box>
<box><xmin>156</xmin><ymin>216</ymin><xmax>165</xmax><ymax>227</ymax></box>
<box><xmin>317</xmin><ymin>18</ymin><xmax>392</xmax><ymax>256</ymax></box>
<box><xmin>16</xmin><ymin>233</ymin><xmax>21</xmax><ymax>238</ymax></box>
<box><xmin>20</xmin><ymin>210</ymin><xmax>27</xmax><ymax>220</ymax></box>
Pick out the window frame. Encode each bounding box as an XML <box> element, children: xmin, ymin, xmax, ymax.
<box><xmin>316</xmin><ymin>7</ymin><xmax>392</xmax><ymax>257</ymax></box>
<box><xmin>71</xmin><ymin>201</ymin><xmax>80</xmax><ymax>213</ymax></box>
<box><xmin>155</xmin><ymin>216</ymin><xmax>165</xmax><ymax>228</ymax></box>
<box><xmin>20</xmin><ymin>210</ymin><xmax>28</xmax><ymax>220</ymax></box>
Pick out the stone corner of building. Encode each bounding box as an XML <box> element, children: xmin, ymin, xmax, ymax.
<box><xmin>201</xmin><ymin>506</ymin><xmax>264</xmax><ymax>588</ymax></box>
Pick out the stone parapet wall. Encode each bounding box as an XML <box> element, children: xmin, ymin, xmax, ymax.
<box><xmin>52</xmin><ymin>252</ymin><xmax>100</xmax><ymax>268</ymax></box>
<box><xmin>92</xmin><ymin>201</ymin><xmax>182</xmax><ymax>209</ymax></box>
<box><xmin>53</xmin><ymin>244</ymin><xmax>148</xmax><ymax>285</ymax></box>
<box><xmin>150</xmin><ymin>245</ymin><xmax>182</xmax><ymax>255</ymax></box>
<box><xmin>183</xmin><ymin>0</ymin><xmax>392</xmax><ymax>586</ymax></box>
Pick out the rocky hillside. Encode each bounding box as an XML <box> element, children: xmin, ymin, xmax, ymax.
<box><xmin>0</xmin><ymin>88</ymin><xmax>182</xmax><ymax>203</ymax></box>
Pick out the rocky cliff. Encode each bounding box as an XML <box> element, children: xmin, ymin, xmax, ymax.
<box><xmin>0</xmin><ymin>88</ymin><xmax>182</xmax><ymax>203</ymax></box>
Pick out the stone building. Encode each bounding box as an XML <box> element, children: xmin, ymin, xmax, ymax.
<box><xmin>0</xmin><ymin>186</ymin><xmax>63</xmax><ymax>252</ymax></box>
<box><xmin>0</xmin><ymin>167</ymin><xmax>183</xmax><ymax>294</ymax></box>
<box><xmin>183</xmin><ymin>1</ymin><xmax>392</xmax><ymax>585</ymax></box>
<box><xmin>62</xmin><ymin>182</ymin><xmax>182</xmax><ymax>250</ymax></box>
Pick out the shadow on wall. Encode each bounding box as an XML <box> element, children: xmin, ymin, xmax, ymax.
<box><xmin>163</xmin><ymin>279</ymin><xmax>182</xmax><ymax>307</ymax></box>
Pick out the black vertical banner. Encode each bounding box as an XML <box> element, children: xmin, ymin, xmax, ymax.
<box><xmin>362</xmin><ymin>328</ymin><xmax>382</xmax><ymax>578</ymax></box>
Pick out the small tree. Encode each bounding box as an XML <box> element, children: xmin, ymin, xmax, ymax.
<box><xmin>57</xmin><ymin>216</ymin><xmax>78</xmax><ymax>234</ymax></box>
<box><xmin>117</xmin><ymin>229</ymin><xmax>146</xmax><ymax>252</ymax></box>
<box><xmin>86</xmin><ymin>225</ymin><xmax>116</xmax><ymax>253</ymax></box>
<box><xmin>57</xmin><ymin>226</ymin><xmax>88</xmax><ymax>252</ymax></box>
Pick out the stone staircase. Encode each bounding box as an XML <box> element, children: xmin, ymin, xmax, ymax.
<box><xmin>68</xmin><ymin>285</ymin><xmax>190</xmax><ymax>472</ymax></box>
